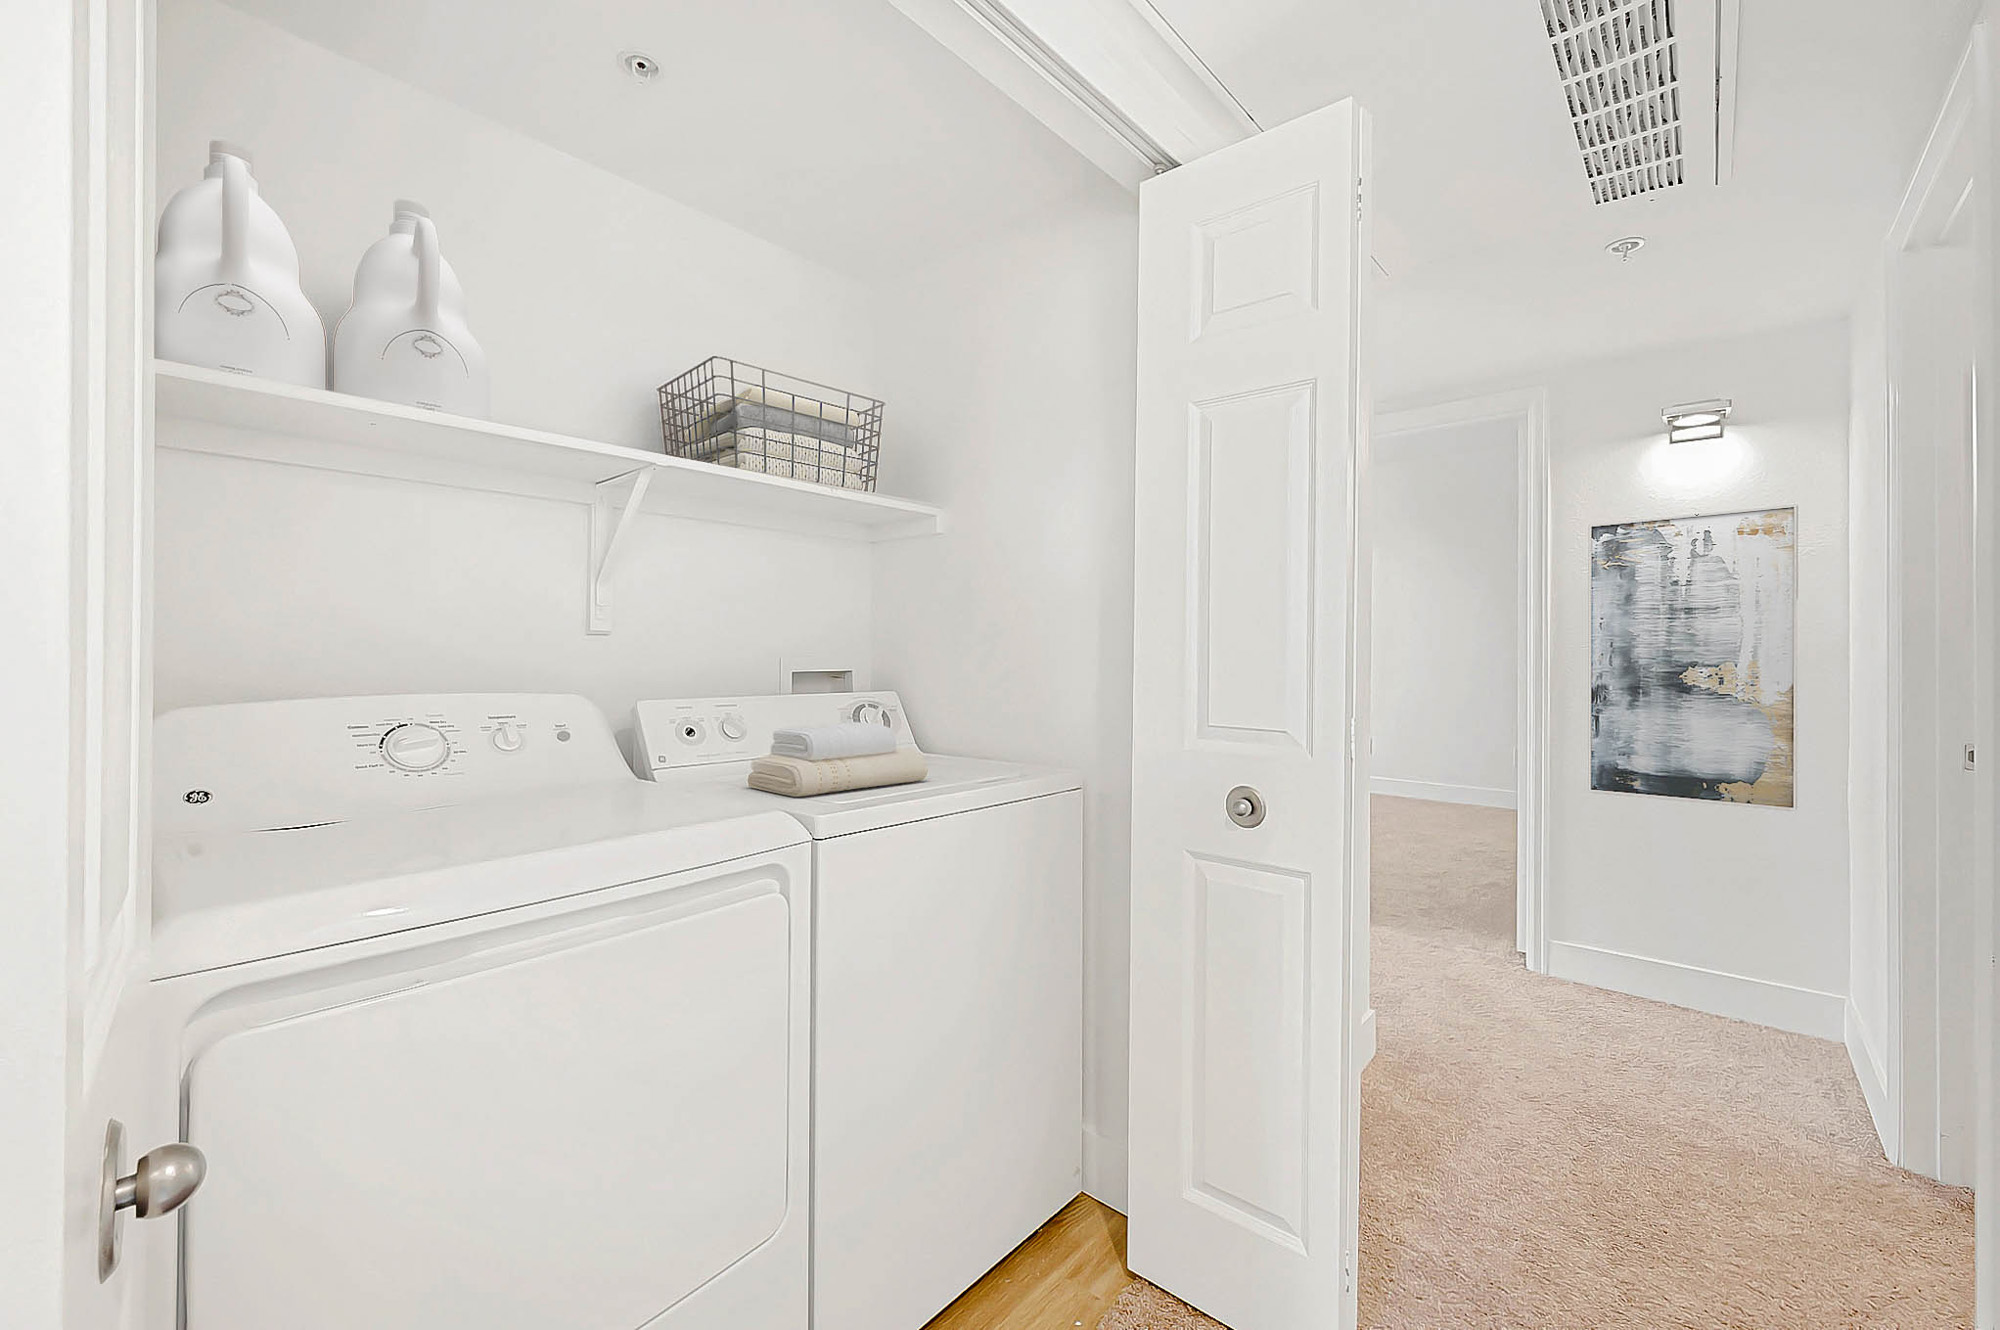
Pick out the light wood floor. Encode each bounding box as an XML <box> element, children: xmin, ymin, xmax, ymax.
<box><xmin>922</xmin><ymin>1195</ymin><xmax>1133</xmax><ymax>1330</ymax></box>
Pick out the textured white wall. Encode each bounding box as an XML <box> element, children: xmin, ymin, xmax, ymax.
<box><xmin>1369</xmin><ymin>417</ymin><xmax>1519</xmax><ymax>804</ymax></box>
<box><xmin>870</xmin><ymin>190</ymin><xmax>1140</xmax><ymax>1208</ymax></box>
<box><xmin>154</xmin><ymin>0</ymin><xmax>882</xmax><ymax>738</ymax></box>
<box><xmin>1387</xmin><ymin>318</ymin><xmax>1852</xmax><ymax>1037</ymax></box>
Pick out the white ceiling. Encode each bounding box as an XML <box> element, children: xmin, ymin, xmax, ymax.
<box><xmin>218</xmin><ymin>0</ymin><xmax>1113</xmax><ymax>277</ymax></box>
<box><xmin>1148</xmin><ymin>0</ymin><xmax>1983</xmax><ymax>399</ymax></box>
<box><xmin>221</xmin><ymin>0</ymin><xmax>1980</xmax><ymax>398</ymax></box>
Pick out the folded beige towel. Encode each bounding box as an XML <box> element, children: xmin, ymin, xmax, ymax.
<box><xmin>748</xmin><ymin>748</ymin><xmax>929</xmax><ymax>797</ymax></box>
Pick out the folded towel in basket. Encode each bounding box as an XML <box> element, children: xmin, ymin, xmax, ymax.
<box><xmin>772</xmin><ymin>723</ymin><xmax>899</xmax><ymax>760</ymax></box>
<box><xmin>711</xmin><ymin>442</ymin><xmax>871</xmax><ymax>489</ymax></box>
<box><xmin>748</xmin><ymin>749</ymin><xmax>929</xmax><ymax>798</ymax></box>
<box><xmin>696</xmin><ymin>386</ymin><xmax>867</xmax><ymax>431</ymax></box>
<box><xmin>696</xmin><ymin>400</ymin><xmax>858</xmax><ymax>447</ymax></box>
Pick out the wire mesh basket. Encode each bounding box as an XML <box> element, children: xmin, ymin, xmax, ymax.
<box><xmin>659</xmin><ymin>357</ymin><xmax>882</xmax><ymax>492</ymax></box>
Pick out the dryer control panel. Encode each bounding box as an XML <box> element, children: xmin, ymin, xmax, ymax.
<box><xmin>156</xmin><ymin>693</ymin><xmax>626</xmax><ymax>833</ymax></box>
<box><xmin>635</xmin><ymin>692</ymin><xmax>916</xmax><ymax>777</ymax></box>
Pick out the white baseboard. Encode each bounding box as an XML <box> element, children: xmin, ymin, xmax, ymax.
<box><xmin>1358</xmin><ymin>1006</ymin><xmax>1378</xmax><ymax>1069</ymax></box>
<box><xmin>1081</xmin><ymin>1123</ymin><xmax>1128</xmax><ymax>1213</ymax></box>
<box><xmin>1845</xmin><ymin>999</ymin><xmax>1896</xmax><ymax>1158</ymax></box>
<box><xmin>1545</xmin><ymin>940</ymin><xmax>1845</xmax><ymax>1041</ymax></box>
<box><xmin>1370</xmin><ymin>776</ymin><xmax>1516</xmax><ymax>809</ymax></box>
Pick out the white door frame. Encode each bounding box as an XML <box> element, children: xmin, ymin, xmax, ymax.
<box><xmin>1373</xmin><ymin>389</ymin><xmax>1553</xmax><ymax>972</ymax></box>
<box><xmin>1881</xmin><ymin>26</ymin><xmax>1989</xmax><ymax>1196</ymax></box>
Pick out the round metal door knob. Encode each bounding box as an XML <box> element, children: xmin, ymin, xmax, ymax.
<box><xmin>1226</xmin><ymin>785</ymin><xmax>1266</xmax><ymax>828</ymax></box>
<box><xmin>100</xmin><ymin>1121</ymin><xmax>208</xmax><ymax>1281</ymax></box>
<box><xmin>116</xmin><ymin>1142</ymin><xmax>207</xmax><ymax>1218</ymax></box>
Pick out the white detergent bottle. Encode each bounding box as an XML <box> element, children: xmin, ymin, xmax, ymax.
<box><xmin>332</xmin><ymin>201</ymin><xmax>489</xmax><ymax>417</ymax></box>
<box><xmin>155</xmin><ymin>141</ymin><xmax>325</xmax><ymax>387</ymax></box>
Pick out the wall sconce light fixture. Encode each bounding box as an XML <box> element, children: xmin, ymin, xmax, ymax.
<box><xmin>1663</xmin><ymin>398</ymin><xmax>1732</xmax><ymax>444</ymax></box>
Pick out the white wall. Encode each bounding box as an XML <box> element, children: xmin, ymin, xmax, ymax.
<box><xmin>1389</xmin><ymin>318</ymin><xmax>1852</xmax><ymax>1039</ymax></box>
<box><xmin>154</xmin><ymin>0</ymin><xmax>884</xmax><ymax>734</ymax></box>
<box><xmin>1369</xmin><ymin>417</ymin><xmax>1518</xmax><ymax>806</ymax></box>
<box><xmin>869</xmin><ymin>190</ymin><xmax>1139</xmax><ymax>1207</ymax></box>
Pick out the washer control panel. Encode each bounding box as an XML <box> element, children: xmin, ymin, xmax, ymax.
<box><xmin>156</xmin><ymin>693</ymin><xmax>624</xmax><ymax>833</ymax></box>
<box><xmin>635</xmin><ymin>692</ymin><xmax>916</xmax><ymax>776</ymax></box>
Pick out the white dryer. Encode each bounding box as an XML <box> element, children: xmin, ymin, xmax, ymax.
<box><xmin>633</xmin><ymin>692</ymin><xmax>1084</xmax><ymax>1330</ymax></box>
<box><xmin>147</xmin><ymin>694</ymin><xmax>811</xmax><ymax>1330</ymax></box>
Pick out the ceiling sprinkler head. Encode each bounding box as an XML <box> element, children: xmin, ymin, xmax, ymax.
<box><xmin>620</xmin><ymin>51</ymin><xmax>661</xmax><ymax>83</ymax></box>
<box><xmin>1606</xmin><ymin>236</ymin><xmax>1646</xmax><ymax>262</ymax></box>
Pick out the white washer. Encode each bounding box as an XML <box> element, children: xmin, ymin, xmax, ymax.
<box><xmin>634</xmin><ymin>692</ymin><xmax>1084</xmax><ymax>1330</ymax></box>
<box><xmin>147</xmin><ymin>694</ymin><xmax>811</xmax><ymax>1330</ymax></box>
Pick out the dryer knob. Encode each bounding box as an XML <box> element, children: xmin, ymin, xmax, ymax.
<box><xmin>381</xmin><ymin>723</ymin><xmax>450</xmax><ymax>772</ymax></box>
<box><xmin>719</xmin><ymin>716</ymin><xmax>747</xmax><ymax>742</ymax></box>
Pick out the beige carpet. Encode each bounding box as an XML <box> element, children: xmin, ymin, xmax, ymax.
<box><xmin>1101</xmin><ymin>795</ymin><xmax>1974</xmax><ymax>1329</ymax></box>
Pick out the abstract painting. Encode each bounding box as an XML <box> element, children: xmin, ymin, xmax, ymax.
<box><xmin>1590</xmin><ymin>508</ymin><xmax>1795</xmax><ymax>806</ymax></box>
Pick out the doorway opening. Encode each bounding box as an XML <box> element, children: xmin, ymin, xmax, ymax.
<box><xmin>1369</xmin><ymin>390</ymin><xmax>1549</xmax><ymax>968</ymax></box>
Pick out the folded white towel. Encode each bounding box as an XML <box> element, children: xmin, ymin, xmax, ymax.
<box><xmin>771</xmin><ymin>723</ymin><xmax>898</xmax><ymax>760</ymax></box>
<box><xmin>749</xmin><ymin>748</ymin><xmax>929</xmax><ymax>797</ymax></box>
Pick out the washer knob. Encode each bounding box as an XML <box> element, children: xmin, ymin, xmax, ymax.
<box><xmin>719</xmin><ymin>716</ymin><xmax>747</xmax><ymax>742</ymax></box>
<box><xmin>490</xmin><ymin>722</ymin><xmax>524</xmax><ymax>753</ymax></box>
<box><xmin>381</xmin><ymin>723</ymin><xmax>451</xmax><ymax>772</ymax></box>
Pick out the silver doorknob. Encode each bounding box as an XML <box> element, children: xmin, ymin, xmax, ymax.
<box><xmin>99</xmin><ymin>1120</ymin><xmax>207</xmax><ymax>1281</ymax></box>
<box><xmin>114</xmin><ymin>1142</ymin><xmax>207</xmax><ymax>1218</ymax></box>
<box><xmin>1226</xmin><ymin>785</ymin><xmax>1266</xmax><ymax>828</ymax></box>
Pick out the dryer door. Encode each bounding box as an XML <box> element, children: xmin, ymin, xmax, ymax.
<box><xmin>179</xmin><ymin>874</ymin><xmax>795</xmax><ymax>1330</ymax></box>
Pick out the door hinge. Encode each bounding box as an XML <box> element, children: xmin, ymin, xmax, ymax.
<box><xmin>1347</xmin><ymin>717</ymin><xmax>1358</xmax><ymax>760</ymax></box>
<box><xmin>1353</xmin><ymin>178</ymin><xmax>1364</xmax><ymax>222</ymax></box>
<box><xmin>1343</xmin><ymin>1250</ymin><xmax>1355</xmax><ymax>1294</ymax></box>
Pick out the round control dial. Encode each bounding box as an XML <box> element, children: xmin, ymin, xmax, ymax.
<box><xmin>719</xmin><ymin>715</ymin><xmax>747</xmax><ymax>742</ymax></box>
<box><xmin>490</xmin><ymin>722</ymin><xmax>524</xmax><ymax>753</ymax></box>
<box><xmin>381</xmin><ymin>722</ymin><xmax>451</xmax><ymax>772</ymax></box>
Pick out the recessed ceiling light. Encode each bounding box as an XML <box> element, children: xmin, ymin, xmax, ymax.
<box><xmin>1663</xmin><ymin>398</ymin><xmax>1732</xmax><ymax>444</ymax></box>
<box><xmin>1606</xmin><ymin>236</ymin><xmax>1646</xmax><ymax>261</ymax></box>
<box><xmin>620</xmin><ymin>51</ymin><xmax>661</xmax><ymax>83</ymax></box>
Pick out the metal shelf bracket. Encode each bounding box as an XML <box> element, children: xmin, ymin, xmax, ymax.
<box><xmin>586</xmin><ymin>466</ymin><xmax>655</xmax><ymax>634</ymax></box>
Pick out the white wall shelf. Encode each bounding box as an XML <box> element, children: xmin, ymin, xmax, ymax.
<box><xmin>153</xmin><ymin>360</ymin><xmax>945</xmax><ymax>543</ymax></box>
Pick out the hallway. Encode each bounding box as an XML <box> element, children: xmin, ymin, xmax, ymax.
<box><xmin>1358</xmin><ymin>795</ymin><xmax>1973</xmax><ymax>1327</ymax></box>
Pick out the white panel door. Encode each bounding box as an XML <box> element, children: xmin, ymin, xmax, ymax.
<box><xmin>37</xmin><ymin>0</ymin><xmax>167</xmax><ymax>1326</ymax></box>
<box><xmin>1127</xmin><ymin>100</ymin><xmax>1370</xmax><ymax>1330</ymax></box>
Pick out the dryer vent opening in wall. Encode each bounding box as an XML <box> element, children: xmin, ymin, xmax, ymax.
<box><xmin>1542</xmin><ymin>0</ymin><xmax>1688</xmax><ymax>204</ymax></box>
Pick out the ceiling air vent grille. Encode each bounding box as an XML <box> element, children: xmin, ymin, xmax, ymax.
<box><xmin>1541</xmin><ymin>0</ymin><xmax>1685</xmax><ymax>204</ymax></box>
